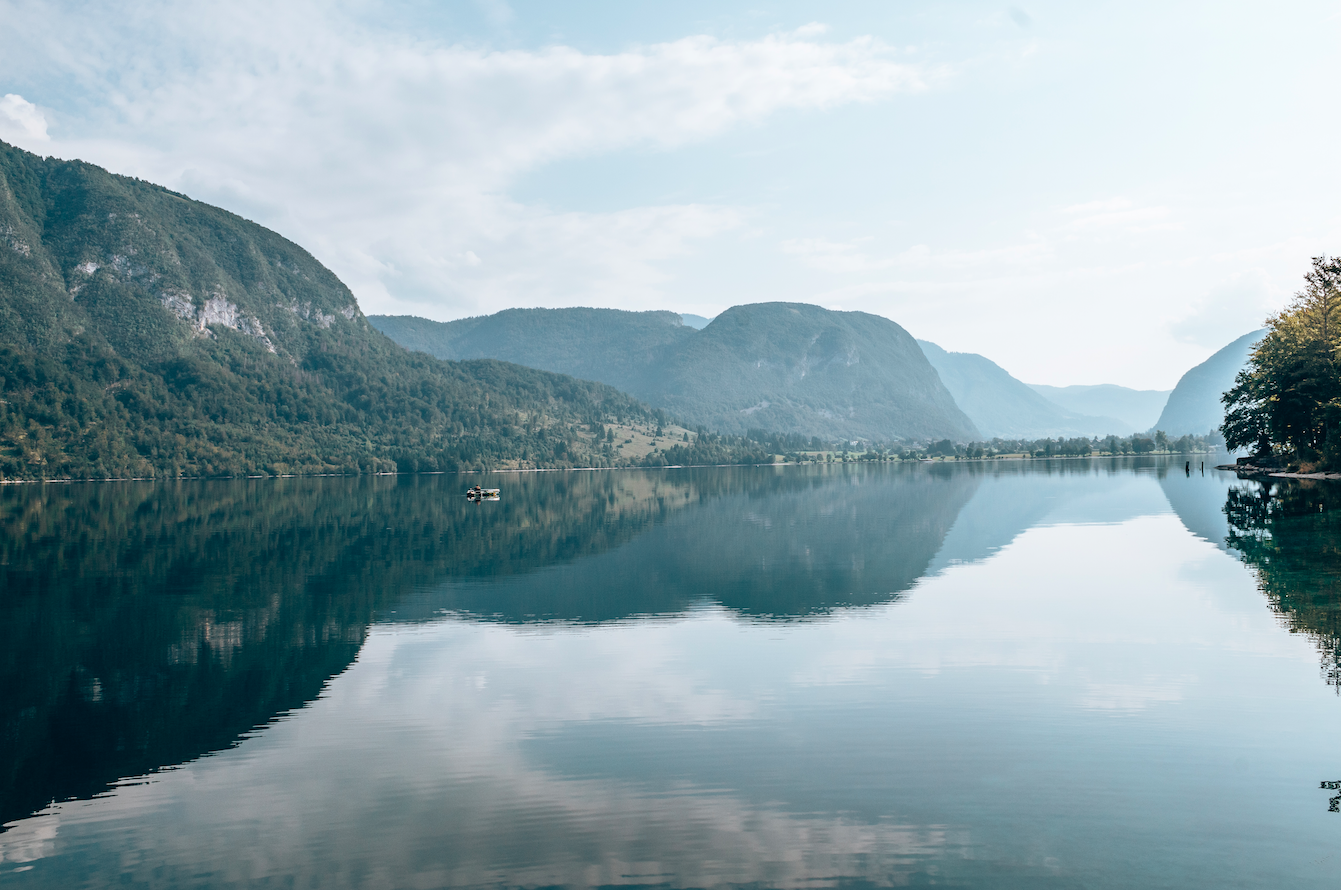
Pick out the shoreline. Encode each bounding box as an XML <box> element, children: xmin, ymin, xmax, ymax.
<box><xmin>0</xmin><ymin>452</ymin><xmax>1225</xmax><ymax>485</ymax></box>
<box><xmin>1215</xmin><ymin>462</ymin><xmax>1341</xmax><ymax>481</ymax></box>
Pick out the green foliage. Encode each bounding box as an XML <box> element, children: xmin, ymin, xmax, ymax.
<box><xmin>0</xmin><ymin>140</ymin><xmax>765</xmax><ymax>478</ymax></box>
<box><xmin>947</xmin><ymin>433</ymin><xmax>1215</xmax><ymax>460</ymax></box>
<box><xmin>1222</xmin><ymin>256</ymin><xmax>1341</xmax><ymax>465</ymax></box>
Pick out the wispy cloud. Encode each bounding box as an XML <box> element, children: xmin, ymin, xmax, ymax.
<box><xmin>0</xmin><ymin>1</ymin><xmax>930</xmax><ymax>316</ymax></box>
<box><xmin>1061</xmin><ymin>197</ymin><xmax>1179</xmax><ymax>234</ymax></box>
<box><xmin>1169</xmin><ymin>269</ymin><xmax>1277</xmax><ymax>347</ymax></box>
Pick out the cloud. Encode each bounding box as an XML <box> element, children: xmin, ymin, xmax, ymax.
<box><xmin>0</xmin><ymin>1</ymin><xmax>929</xmax><ymax>317</ymax></box>
<box><xmin>1061</xmin><ymin>197</ymin><xmax>1179</xmax><ymax>234</ymax></box>
<box><xmin>1169</xmin><ymin>269</ymin><xmax>1277</xmax><ymax>347</ymax></box>
<box><xmin>782</xmin><ymin>235</ymin><xmax>1052</xmax><ymax>276</ymax></box>
<box><xmin>0</xmin><ymin>94</ymin><xmax>49</xmax><ymax>142</ymax></box>
<box><xmin>781</xmin><ymin>237</ymin><xmax>888</xmax><ymax>274</ymax></box>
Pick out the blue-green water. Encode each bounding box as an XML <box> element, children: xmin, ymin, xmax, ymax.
<box><xmin>3</xmin><ymin>459</ymin><xmax>1341</xmax><ymax>888</ymax></box>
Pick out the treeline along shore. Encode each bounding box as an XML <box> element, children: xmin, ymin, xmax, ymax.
<box><xmin>772</xmin><ymin>432</ymin><xmax>1219</xmax><ymax>464</ymax></box>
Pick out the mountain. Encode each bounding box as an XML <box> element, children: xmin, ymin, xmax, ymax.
<box><xmin>372</xmin><ymin>304</ymin><xmax>978</xmax><ymax>443</ymax></box>
<box><xmin>916</xmin><ymin>340</ymin><xmax>1130</xmax><ymax>438</ymax></box>
<box><xmin>679</xmin><ymin>313</ymin><xmax>714</xmax><ymax>329</ymax></box>
<box><xmin>0</xmin><ymin>139</ymin><xmax>737</xmax><ymax>479</ymax></box>
<box><xmin>1027</xmin><ymin>383</ymin><xmax>1170</xmax><ymax>433</ymax></box>
<box><xmin>1154</xmin><ymin>329</ymin><xmax>1266</xmax><ymax>436</ymax></box>
<box><xmin>369</xmin><ymin>307</ymin><xmax>695</xmax><ymax>396</ymax></box>
<box><xmin>645</xmin><ymin>304</ymin><xmax>978</xmax><ymax>440</ymax></box>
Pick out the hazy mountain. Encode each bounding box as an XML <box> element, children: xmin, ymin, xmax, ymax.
<box><xmin>0</xmin><ymin>139</ymin><xmax>686</xmax><ymax>479</ymax></box>
<box><xmin>373</xmin><ymin>304</ymin><xmax>978</xmax><ymax>442</ymax></box>
<box><xmin>1028</xmin><ymin>383</ymin><xmax>1170</xmax><ymax>433</ymax></box>
<box><xmin>1154</xmin><ymin>329</ymin><xmax>1266</xmax><ymax>436</ymax></box>
<box><xmin>916</xmin><ymin>340</ymin><xmax>1130</xmax><ymax>438</ymax></box>
<box><xmin>679</xmin><ymin>313</ymin><xmax>714</xmax><ymax>329</ymax></box>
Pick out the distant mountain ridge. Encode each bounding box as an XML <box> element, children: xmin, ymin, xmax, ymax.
<box><xmin>371</xmin><ymin>305</ymin><xmax>979</xmax><ymax>442</ymax></box>
<box><xmin>1155</xmin><ymin>329</ymin><xmax>1266</xmax><ymax>436</ymax></box>
<box><xmin>1027</xmin><ymin>383</ymin><xmax>1170</xmax><ymax>433</ymax></box>
<box><xmin>915</xmin><ymin>341</ymin><xmax>1132</xmax><ymax>438</ymax></box>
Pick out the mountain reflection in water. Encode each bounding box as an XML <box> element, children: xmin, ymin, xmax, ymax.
<box><xmin>6</xmin><ymin>458</ymin><xmax>1341</xmax><ymax>889</ymax></box>
<box><xmin>0</xmin><ymin>464</ymin><xmax>976</xmax><ymax>826</ymax></box>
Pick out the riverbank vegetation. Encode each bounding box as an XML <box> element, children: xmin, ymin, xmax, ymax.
<box><xmin>1223</xmin><ymin>256</ymin><xmax>1341</xmax><ymax>470</ymax></box>
<box><xmin>771</xmin><ymin>432</ymin><xmax>1219</xmax><ymax>464</ymax></box>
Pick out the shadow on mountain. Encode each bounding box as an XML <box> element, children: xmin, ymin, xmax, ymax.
<box><xmin>1222</xmin><ymin>478</ymin><xmax>1341</xmax><ymax>689</ymax></box>
<box><xmin>0</xmin><ymin>464</ymin><xmax>981</xmax><ymax>826</ymax></box>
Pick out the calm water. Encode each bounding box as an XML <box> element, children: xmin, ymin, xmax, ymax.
<box><xmin>3</xmin><ymin>459</ymin><xmax>1341</xmax><ymax>888</ymax></box>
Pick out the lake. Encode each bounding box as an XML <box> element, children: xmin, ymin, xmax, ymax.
<box><xmin>3</xmin><ymin>458</ymin><xmax>1341</xmax><ymax>888</ymax></box>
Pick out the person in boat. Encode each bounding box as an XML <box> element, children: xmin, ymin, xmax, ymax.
<box><xmin>469</xmin><ymin>484</ymin><xmax>482</xmax><ymax>497</ymax></box>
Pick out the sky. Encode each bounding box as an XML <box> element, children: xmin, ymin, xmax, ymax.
<box><xmin>1</xmin><ymin>0</ymin><xmax>1339</xmax><ymax>388</ymax></box>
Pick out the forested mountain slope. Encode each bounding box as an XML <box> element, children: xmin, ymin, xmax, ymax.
<box><xmin>0</xmin><ymin>140</ymin><xmax>721</xmax><ymax>479</ymax></box>
<box><xmin>646</xmin><ymin>304</ymin><xmax>977</xmax><ymax>439</ymax></box>
<box><xmin>1155</xmin><ymin>329</ymin><xmax>1266</xmax><ymax>436</ymax></box>
<box><xmin>370</xmin><ymin>308</ymin><xmax>696</xmax><ymax>395</ymax></box>
<box><xmin>373</xmin><ymin>304</ymin><xmax>978</xmax><ymax>442</ymax></box>
<box><xmin>916</xmin><ymin>340</ymin><xmax>1129</xmax><ymax>438</ymax></box>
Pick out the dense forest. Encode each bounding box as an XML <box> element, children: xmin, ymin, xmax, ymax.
<box><xmin>0</xmin><ymin>140</ymin><xmax>770</xmax><ymax>479</ymax></box>
<box><xmin>1223</xmin><ymin>256</ymin><xmax>1341</xmax><ymax>470</ymax></box>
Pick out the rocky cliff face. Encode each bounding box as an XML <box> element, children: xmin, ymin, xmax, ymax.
<box><xmin>0</xmin><ymin>145</ymin><xmax>367</xmax><ymax>364</ymax></box>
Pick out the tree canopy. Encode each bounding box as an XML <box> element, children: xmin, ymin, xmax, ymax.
<box><xmin>1222</xmin><ymin>256</ymin><xmax>1341</xmax><ymax>466</ymax></box>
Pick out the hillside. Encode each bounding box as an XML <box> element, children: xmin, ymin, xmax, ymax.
<box><xmin>916</xmin><ymin>340</ymin><xmax>1129</xmax><ymax>438</ymax></box>
<box><xmin>1028</xmin><ymin>383</ymin><xmax>1170</xmax><ymax>433</ymax></box>
<box><xmin>0</xmin><ymin>140</ymin><xmax>756</xmax><ymax>479</ymax></box>
<box><xmin>374</xmin><ymin>304</ymin><xmax>978</xmax><ymax>443</ymax></box>
<box><xmin>370</xmin><ymin>308</ymin><xmax>696</xmax><ymax>395</ymax></box>
<box><xmin>1154</xmin><ymin>329</ymin><xmax>1266</xmax><ymax>436</ymax></box>
<box><xmin>649</xmin><ymin>304</ymin><xmax>977</xmax><ymax>440</ymax></box>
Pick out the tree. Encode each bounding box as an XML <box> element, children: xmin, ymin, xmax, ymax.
<box><xmin>1222</xmin><ymin>255</ymin><xmax>1341</xmax><ymax>462</ymax></box>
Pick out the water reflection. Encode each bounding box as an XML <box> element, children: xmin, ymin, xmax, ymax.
<box><xmin>9</xmin><ymin>458</ymin><xmax>1341</xmax><ymax>889</ymax></box>
<box><xmin>1221</xmin><ymin>476</ymin><xmax>1341</xmax><ymax>690</ymax></box>
<box><xmin>0</xmin><ymin>470</ymin><xmax>713</xmax><ymax>825</ymax></box>
<box><xmin>0</xmin><ymin>464</ymin><xmax>984</xmax><ymax>827</ymax></box>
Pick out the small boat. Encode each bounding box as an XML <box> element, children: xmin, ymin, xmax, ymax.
<box><xmin>466</xmin><ymin>486</ymin><xmax>500</xmax><ymax>500</ymax></box>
